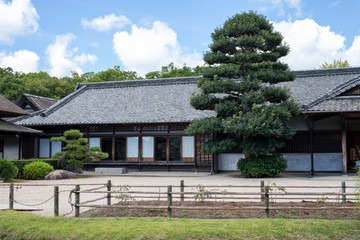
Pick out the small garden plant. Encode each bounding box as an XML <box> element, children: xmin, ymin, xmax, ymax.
<box><xmin>0</xmin><ymin>158</ymin><xmax>18</xmax><ymax>182</ymax></box>
<box><xmin>23</xmin><ymin>161</ymin><xmax>54</xmax><ymax>180</ymax></box>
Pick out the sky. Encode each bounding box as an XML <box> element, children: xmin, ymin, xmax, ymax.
<box><xmin>0</xmin><ymin>0</ymin><xmax>360</xmax><ymax>77</ymax></box>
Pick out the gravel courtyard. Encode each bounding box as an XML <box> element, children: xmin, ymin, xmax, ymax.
<box><xmin>0</xmin><ymin>172</ymin><xmax>358</xmax><ymax>217</ymax></box>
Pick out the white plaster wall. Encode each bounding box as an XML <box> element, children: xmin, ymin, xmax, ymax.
<box><xmin>286</xmin><ymin>115</ymin><xmax>310</xmax><ymax>131</ymax></box>
<box><xmin>218</xmin><ymin>153</ymin><xmax>244</xmax><ymax>171</ymax></box>
<box><xmin>4</xmin><ymin>135</ymin><xmax>19</xmax><ymax>160</ymax></box>
<box><xmin>218</xmin><ymin>153</ymin><xmax>343</xmax><ymax>172</ymax></box>
<box><xmin>313</xmin><ymin>115</ymin><xmax>342</xmax><ymax>130</ymax></box>
<box><xmin>282</xmin><ymin>153</ymin><xmax>311</xmax><ymax>171</ymax></box>
<box><xmin>314</xmin><ymin>153</ymin><xmax>343</xmax><ymax>171</ymax></box>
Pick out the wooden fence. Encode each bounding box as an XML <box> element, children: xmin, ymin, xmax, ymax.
<box><xmin>3</xmin><ymin>180</ymin><xmax>359</xmax><ymax>218</ymax></box>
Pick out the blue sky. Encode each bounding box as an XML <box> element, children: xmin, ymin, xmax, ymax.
<box><xmin>0</xmin><ymin>0</ymin><xmax>360</xmax><ymax>77</ymax></box>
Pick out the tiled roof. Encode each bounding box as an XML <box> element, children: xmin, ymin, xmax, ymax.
<box><xmin>0</xmin><ymin>95</ymin><xmax>28</xmax><ymax>118</ymax></box>
<box><xmin>0</xmin><ymin>119</ymin><xmax>42</xmax><ymax>133</ymax></box>
<box><xmin>15</xmin><ymin>94</ymin><xmax>58</xmax><ymax>112</ymax></box>
<box><xmin>12</xmin><ymin>68</ymin><xmax>360</xmax><ymax>126</ymax></box>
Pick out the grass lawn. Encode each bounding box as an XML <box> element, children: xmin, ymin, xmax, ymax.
<box><xmin>0</xmin><ymin>211</ymin><xmax>359</xmax><ymax>240</ymax></box>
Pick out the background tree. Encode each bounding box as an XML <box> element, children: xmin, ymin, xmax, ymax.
<box><xmin>145</xmin><ymin>63</ymin><xmax>204</xmax><ymax>79</ymax></box>
<box><xmin>320</xmin><ymin>59</ymin><xmax>350</xmax><ymax>69</ymax></box>
<box><xmin>51</xmin><ymin>129</ymin><xmax>108</xmax><ymax>170</ymax></box>
<box><xmin>186</xmin><ymin>12</ymin><xmax>300</xmax><ymax>177</ymax></box>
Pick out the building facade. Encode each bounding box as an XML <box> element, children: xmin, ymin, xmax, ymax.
<box><xmin>12</xmin><ymin>67</ymin><xmax>360</xmax><ymax>173</ymax></box>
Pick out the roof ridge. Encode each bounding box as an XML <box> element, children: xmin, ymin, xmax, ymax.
<box><xmin>23</xmin><ymin>93</ymin><xmax>59</xmax><ymax>102</ymax></box>
<box><xmin>303</xmin><ymin>75</ymin><xmax>360</xmax><ymax>110</ymax></box>
<box><xmin>75</xmin><ymin>76</ymin><xmax>202</xmax><ymax>90</ymax></box>
<box><xmin>294</xmin><ymin>67</ymin><xmax>360</xmax><ymax>78</ymax></box>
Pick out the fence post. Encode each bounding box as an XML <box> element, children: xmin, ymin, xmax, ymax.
<box><xmin>75</xmin><ymin>185</ymin><xmax>80</xmax><ymax>217</ymax></box>
<box><xmin>264</xmin><ymin>185</ymin><xmax>270</xmax><ymax>218</ymax></box>
<box><xmin>167</xmin><ymin>185</ymin><xmax>172</xmax><ymax>217</ymax></box>
<box><xmin>54</xmin><ymin>186</ymin><xmax>59</xmax><ymax>217</ymax></box>
<box><xmin>9</xmin><ymin>183</ymin><xmax>14</xmax><ymax>210</ymax></box>
<box><xmin>341</xmin><ymin>181</ymin><xmax>346</xmax><ymax>202</ymax></box>
<box><xmin>107</xmin><ymin>180</ymin><xmax>112</xmax><ymax>206</ymax></box>
<box><xmin>260</xmin><ymin>180</ymin><xmax>265</xmax><ymax>202</ymax></box>
<box><xmin>180</xmin><ymin>180</ymin><xmax>184</xmax><ymax>202</ymax></box>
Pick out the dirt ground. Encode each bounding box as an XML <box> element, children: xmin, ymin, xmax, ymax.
<box><xmin>81</xmin><ymin>200</ymin><xmax>358</xmax><ymax>220</ymax></box>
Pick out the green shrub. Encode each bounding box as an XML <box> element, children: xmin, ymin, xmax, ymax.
<box><xmin>23</xmin><ymin>161</ymin><xmax>54</xmax><ymax>180</ymax></box>
<box><xmin>237</xmin><ymin>154</ymin><xmax>287</xmax><ymax>178</ymax></box>
<box><xmin>11</xmin><ymin>159</ymin><xmax>57</xmax><ymax>178</ymax></box>
<box><xmin>0</xmin><ymin>159</ymin><xmax>18</xmax><ymax>182</ymax></box>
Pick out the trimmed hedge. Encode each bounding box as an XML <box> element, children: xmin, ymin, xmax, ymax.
<box><xmin>23</xmin><ymin>161</ymin><xmax>54</xmax><ymax>180</ymax></box>
<box><xmin>11</xmin><ymin>159</ymin><xmax>57</xmax><ymax>178</ymax></box>
<box><xmin>237</xmin><ymin>154</ymin><xmax>287</xmax><ymax>178</ymax></box>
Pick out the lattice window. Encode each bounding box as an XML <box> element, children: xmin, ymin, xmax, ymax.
<box><xmin>142</xmin><ymin>124</ymin><xmax>169</xmax><ymax>132</ymax></box>
<box><xmin>195</xmin><ymin>134</ymin><xmax>212</xmax><ymax>165</ymax></box>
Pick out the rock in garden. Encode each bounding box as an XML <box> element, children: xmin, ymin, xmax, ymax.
<box><xmin>45</xmin><ymin>170</ymin><xmax>76</xmax><ymax>180</ymax></box>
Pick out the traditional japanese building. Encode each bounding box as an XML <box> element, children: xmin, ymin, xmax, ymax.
<box><xmin>0</xmin><ymin>95</ymin><xmax>41</xmax><ymax>159</ymax></box>
<box><xmin>11</xmin><ymin>67</ymin><xmax>360</xmax><ymax>174</ymax></box>
<box><xmin>15</xmin><ymin>94</ymin><xmax>58</xmax><ymax>113</ymax></box>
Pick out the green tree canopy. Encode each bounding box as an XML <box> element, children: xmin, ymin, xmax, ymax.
<box><xmin>320</xmin><ymin>59</ymin><xmax>350</xmax><ymax>69</ymax></box>
<box><xmin>51</xmin><ymin>129</ymin><xmax>108</xmax><ymax>170</ymax></box>
<box><xmin>186</xmin><ymin>12</ymin><xmax>300</xmax><ymax>176</ymax></box>
<box><xmin>145</xmin><ymin>63</ymin><xmax>204</xmax><ymax>79</ymax></box>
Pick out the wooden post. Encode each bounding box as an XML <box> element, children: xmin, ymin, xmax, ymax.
<box><xmin>9</xmin><ymin>183</ymin><xmax>14</xmax><ymax>210</ymax></box>
<box><xmin>260</xmin><ymin>181</ymin><xmax>265</xmax><ymax>202</ymax></box>
<box><xmin>342</xmin><ymin>119</ymin><xmax>348</xmax><ymax>174</ymax></box>
<box><xmin>167</xmin><ymin>185</ymin><xmax>172</xmax><ymax>217</ymax></box>
<box><xmin>342</xmin><ymin>181</ymin><xmax>346</xmax><ymax>202</ymax></box>
<box><xmin>54</xmin><ymin>186</ymin><xmax>59</xmax><ymax>216</ymax></box>
<box><xmin>264</xmin><ymin>185</ymin><xmax>270</xmax><ymax>218</ymax></box>
<box><xmin>180</xmin><ymin>180</ymin><xmax>184</xmax><ymax>202</ymax></box>
<box><xmin>107</xmin><ymin>180</ymin><xmax>112</xmax><ymax>206</ymax></box>
<box><xmin>75</xmin><ymin>185</ymin><xmax>80</xmax><ymax>217</ymax></box>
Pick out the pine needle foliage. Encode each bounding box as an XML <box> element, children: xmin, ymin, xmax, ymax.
<box><xmin>186</xmin><ymin>12</ymin><xmax>300</xmax><ymax>176</ymax></box>
<box><xmin>51</xmin><ymin>129</ymin><xmax>108</xmax><ymax>169</ymax></box>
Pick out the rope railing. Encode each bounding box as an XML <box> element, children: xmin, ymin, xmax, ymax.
<box><xmin>4</xmin><ymin>180</ymin><xmax>359</xmax><ymax>218</ymax></box>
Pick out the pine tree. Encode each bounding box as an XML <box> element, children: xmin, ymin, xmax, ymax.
<box><xmin>51</xmin><ymin>129</ymin><xmax>108</xmax><ymax>170</ymax></box>
<box><xmin>186</xmin><ymin>12</ymin><xmax>300</xmax><ymax>177</ymax></box>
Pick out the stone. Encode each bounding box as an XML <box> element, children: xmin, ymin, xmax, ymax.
<box><xmin>95</xmin><ymin>167</ymin><xmax>126</xmax><ymax>175</ymax></box>
<box><xmin>45</xmin><ymin>170</ymin><xmax>76</xmax><ymax>180</ymax></box>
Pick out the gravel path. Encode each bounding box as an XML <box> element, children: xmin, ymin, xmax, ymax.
<box><xmin>0</xmin><ymin>172</ymin><xmax>358</xmax><ymax>217</ymax></box>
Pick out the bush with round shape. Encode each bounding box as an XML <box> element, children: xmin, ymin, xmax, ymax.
<box><xmin>0</xmin><ymin>158</ymin><xmax>18</xmax><ymax>182</ymax></box>
<box><xmin>23</xmin><ymin>161</ymin><xmax>54</xmax><ymax>180</ymax></box>
<box><xmin>237</xmin><ymin>154</ymin><xmax>287</xmax><ymax>178</ymax></box>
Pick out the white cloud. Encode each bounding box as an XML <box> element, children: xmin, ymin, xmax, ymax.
<box><xmin>46</xmin><ymin>33</ymin><xmax>97</xmax><ymax>77</ymax></box>
<box><xmin>81</xmin><ymin>14</ymin><xmax>131</xmax><ymax>31</ymax></box>
<box><xmin>0</xmin><ymin>0</ymin><xmax>39</xmax><ymax>45</ymax></box>
<box><xmin>273</xmin><ymin>18</ymin><xmax>360</xmax><ymax>69</ymax></box>
<box><xmin>0</xmin><ymin>49</ymin><xmax>39</xmax><ymax>73</ymax></box>
<box><xmin>259</xmin><ymin>0</ymin><xmax>303</xmax><ymax>17</ymax></box>
<box><xmin>112</xmin><ymin>21</ymin><xmax>203</xmax><ymax>76</ymax></box>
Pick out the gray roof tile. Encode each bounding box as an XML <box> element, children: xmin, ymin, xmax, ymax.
<box><xmin>12</xmin><ymin>68</ymin><xmax>360</xmax><ymax>126</ymax></box>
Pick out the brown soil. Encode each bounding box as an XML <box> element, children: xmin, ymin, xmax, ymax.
<box><xmin>81</xmin><ymin>200</ymin><xmax>358</xmax><ymax>220</ymax></box>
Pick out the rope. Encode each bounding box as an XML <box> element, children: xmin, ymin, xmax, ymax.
<box><xmin>62</xmin><ymin>188</ymin><xmax>75</xmax><ymax>216</ymax></box>
<box><xmin>13</xmin><ymin>195</ymin><xmax>54</xmax><ymax>207</ymax></box>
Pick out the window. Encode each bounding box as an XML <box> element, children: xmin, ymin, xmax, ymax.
<box><xmin>155</xmin><ymin>137</ymin><xmax>167</xmax><ymax>161</ymax></box>
<box><xmin>114</xmin><ymin>137</ymin><xmax>126</xmax><ymax>161</ymax></box>
<box><xmin>142</xmin><ymin>137</ymin><xmax>154</xmax><ymax>161</ymax></box>
<box><xmin>89</xmin><ymin>138</ymin><xmax>100</xmax><ymax>148</ymax></box>
<box><xmin>39</xmin><ymin>138</ymin><xmax>50</xmax><ymax>158</ymax></box>
<box><xmin>127</xmin><ymin>137</ymin><xmax>138</xmax><ymax>161</ymax></box>
<box><xmin>169</xmin><ymin>136</ymin><xmax>181</xmax><ymax>161</ymax></box>
<box><xmin>51</xmin><ymin>141</ymin><xmax>62</xmax><ymax>157</ymax></box>
<box><xmin>182</xmin><ymin>136</ymin><xmax>194</xmax><ymax>161</ymax></box>
<box><xmin>101</xmin><ymin>138</ymin><xmax>112</xmax><ymax>160</ymax></box>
